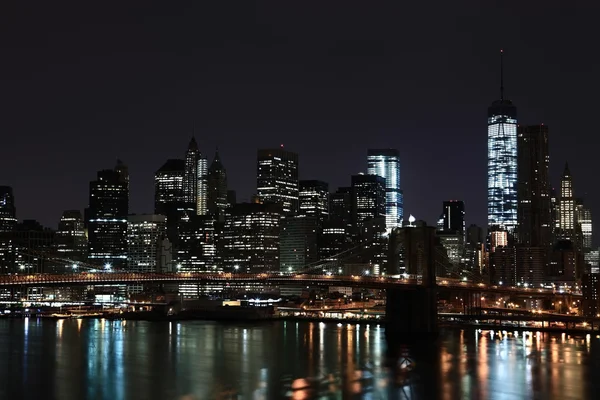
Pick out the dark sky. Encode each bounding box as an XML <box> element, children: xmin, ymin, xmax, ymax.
<box><xmin>1</xmin><ymin>2</ymin><xmax>599</xmax><ymax>234</ymax></box>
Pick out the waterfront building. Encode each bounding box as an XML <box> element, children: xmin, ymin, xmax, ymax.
<box><xmin>582</xmin><ymin>273</ymin><xmax>600</xmax><ymax>317</ymax></box>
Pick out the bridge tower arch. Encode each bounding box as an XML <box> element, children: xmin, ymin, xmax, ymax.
<box><xmin>386</xmin><ymin>223</ymin><xmax>438</xmax><ymax>348</ymax></box>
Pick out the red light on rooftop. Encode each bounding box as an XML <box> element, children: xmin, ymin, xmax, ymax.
<box><xmin>280</xmin><ymin>144</ymin><xmax>284</xmax><ymax>148</ymax></box>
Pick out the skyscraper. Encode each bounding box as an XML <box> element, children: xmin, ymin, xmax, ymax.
<box><xmin>0</xmin><ymin>186</ymin><xmax>16</xmax><ymax>273</ymax></box>
<box><xmin>351</xmin><ymin>174</ymin><xmax>386</xmax><ymax>227</ymax></box>
<box><xmin>440</xmin><ymin>200</ymin><xmax>465</xmax><ymax>237</ymax></box>
<box><xmin>576</xmin><ymin>199</ymin><xmax>592</xmax><ymax>252</ymax></box>
<box><xmin>0</xmin><ymin>186</ymin><xmax>17</xmax><ymax>232</ymax></box>
<box><xmin>127</xmin><ymin>214</ymin><xmax>172</xmax><ymax>292</ymax></box>
<box><xmin>559</xmin><ymin>163</ymin><xmax>575</xmax><ymax>241</ymax></box>
<box><xmin>154</xmin><ymin>159</ymin><xmax>185</xmax><ymax>215</ymax></box>
<box><xmin>183</xmin><ymin>137</ymin><xmax>199</xmax><ymax>208</ymax></box>
<box><xmin>12</xmin><ymin>220</ymin><xmax>55</xmax><ymax>274</ymax></box>
<box><xmin>56</xmin><ymin>210</ymin><xmax>87</xmax><ymax>263</ymax></box>
<box><xmin>367</xmin><ymin>149</ymin><xmax>403</xmax><ymax>228</ymax></box>
<box><xmin>487</xmin><ymin>50</ymin><xmax>517</xmax><ymax>232</ymax></box>
<box><xmin>256</xmin><ymin>147</ymin><xmax>299</xmax><ymax>215</ymax></box>
<box><xmin>207</xmin><ymin>149</ymin><xmax>229</xmax><ymax>219</ymax></box>
<box><xmin>197</xmin><ymin>154</ymin><xmax>208</xmax><ymax>216</ymax></box>
<box><xmin>87</xmin><ymin>166</ymin><xmax>129</xmax><ymax>269</ymax></box>
<box><xmin>438</xmin><ymin>200</ymin><xmax>466</xmax><ymax>266</ymax></box>
<box><xmin>516</xmin><ymin>124</ymin><xmax>551</xmax><ymax>247</ymax></box>
<box><xmin>298</xmin><ymin>180</ymin><xmax>329</xmax><ymax>222</ymax></box>
<box><xmin>220</xmin><ymin>203</ymin><xmax>281</xmax><ymax>273</ymax></box>
<box><xmin>329</xmin><ymin>187</ymin><xmax>352</xmax><ymax>227</ymax></box>
<box><xmin>280</xmin><ymin>216</ymin><xmax>319</xmax><ymax>273</ymax></box>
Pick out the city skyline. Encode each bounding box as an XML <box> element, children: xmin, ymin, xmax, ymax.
<box><xmin>0</xmin><ymin>135</ymin><xmax>592</xmax><ymax>235</ymax></box>
<box><xmin>0</xmin><ymin>3</ymin><xmax>598</xmax><ymax>237</ymax></box>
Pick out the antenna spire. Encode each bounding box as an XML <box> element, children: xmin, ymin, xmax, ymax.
<box><xmin>500</xmin><ymin>49</ymin><xmax>504</xmax><ymax>100</ymax></box>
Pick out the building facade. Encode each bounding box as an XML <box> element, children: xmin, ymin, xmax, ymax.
<box><xmin>487</xmin><ymin>51</ymin><xmax>517</xmax><ymax>232</ymax></box>
<box><xmin>576</xmin><ymin>199</ymin><xmax>592</xmax><ymax>252</ymax></box>
<box><xmin>367</xmin><ymin>149</ymin><xmax>403</xmax><ymax>228</ymax></box>
<box><xmin>280</xmin><ymin>216</ymin><xmax>319</xmax><ymax>273</ymax></box>
<box><xmin>329</xmin><ymin>187</ymin><xmax>352</xmax><ymax>227</ymax></box>
<box><xmin>516</xmin><ymin>124</ymin><xmax>552</xmax><ymax>247</ymax></box>
<box><xmin>220</xmin><ymin>203</ymin><xmax>281</xmax><ymax>272</ymax></box>
<box><xmin>127</xmin><ymin>214</ymin><xmax>171</xmax><ymax>273</ymax></box>
<box><xmin>559</xmin><ymin>163</ymin><xmax>576</xmax><ymax>242</ymax></box>
<box><xmin>256</xmin><ymin>148</ymin><xmax>299</xmax><ymax>215</ymax></box>
<box><xmin>0</xmin><ymin>186</ymin><xmax>17</xmax><ymax>273</ymax></box>
<box><xmin>55</xmin><ymin>210</ymin><xmax>87</xmax><ymax>266</ymax></box>
<box><xmin>440</xmin><ymin>200</ymin><xmax>466</xmax><ymax>238</ymax></box>
<box><xmin>298</xmin><ymin>180</ymin><xmax>329</xmax><ymax>222</ymax></box>
<box><xmin>183</xmin><ymin>137</ymin><xmax>199</xmax><ymax>208</ymax></box>
<box><xmin>207</xmin><ymin>150</ymin><xmax>229</xmax><ymax>219</ymax></box>
<box><xmin>12</xmin><ymin>220</ymin><xmax>55</xmax><ymax>274</ymax></box>
<box><xmin>127</xmin><ymin>214</ymin><xmax>172</xmax><ymax>293</ymax></box>
<box><xmin>87</xmin><ymin>167</ymin><xmax>129</xmax><ymax>269</ymax></box>
<box><xmin>196</xmin><ymin>154</ymin><xmax>208</xmax><ymax>216</ymax></box>
<box><xmin>351</xmin><ymin>174</ymin><xmax>386</xmax><ymax>228</ymax></box>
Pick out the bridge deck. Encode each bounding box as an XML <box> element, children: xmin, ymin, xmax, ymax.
<box><xmin>0</xmin><ymin>273</ymin><xmax>578</xmax><ymax>297</ymax></box>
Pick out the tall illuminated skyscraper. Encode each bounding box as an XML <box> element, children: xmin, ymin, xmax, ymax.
<box><xmin>576</xmin><ymin>199</ymin><xmax>592</xmax><ymax>252</ymax></box>
<box><xmin>559</xmin><ymin>163</ymin><xmax>575</xmax><ymax>241</ymax></box>
<box><xmin>196</xmin><ymin>154</ymin><xmax>208</xmax><ymax>216</ymax></box>
<box><xmin>367</xmin><ymin>149</ymin><xmax>403</xmax><ymax>228</ymax></box>
<box><xmin>257</xmin><ymin>147</ymin><xmax>299</xmax><ymax>215</ymax></box>
<box><xmin>487</xmin><ymin>50</ymin><xmax>517</xmax><ymax>232</ymax></box>
<box><xmin>183</xmin><ymin>137</ymin><xmax>199</xmax><ymax>207</ymax></box>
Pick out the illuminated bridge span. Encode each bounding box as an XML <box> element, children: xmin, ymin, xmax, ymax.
<box><xmin>0</xmin><ymin>273</ymin><xmax>578</xmax><ymax>297</ymax></box>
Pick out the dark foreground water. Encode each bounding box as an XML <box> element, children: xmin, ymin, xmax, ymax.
<box><xmin>0</xmin><ymin>318</ymin><xmax>599</xmax><ymax>399</ymax></box>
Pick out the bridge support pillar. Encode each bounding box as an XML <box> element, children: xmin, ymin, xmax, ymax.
<box><xmin>385</xmin><ymin>287</ymin><xmax>438</xmax><ymax>343</ymax></box>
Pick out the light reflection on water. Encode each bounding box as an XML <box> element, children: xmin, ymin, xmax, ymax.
<box><xmin>0</xmin><ymin>320</ymin><xmax>599</xmax><ymax>399</ymax></box>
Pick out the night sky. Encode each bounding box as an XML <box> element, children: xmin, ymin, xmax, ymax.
<box><xmin>1</xmin><ymin>2</ymin><xmax>599</xmax><ymax>236</ymax></box>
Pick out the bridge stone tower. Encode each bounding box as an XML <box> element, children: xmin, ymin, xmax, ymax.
<box><xmin>386</xmin><ymin>223</ymin><xmax>438</xmax><ymax>345</ymax></box>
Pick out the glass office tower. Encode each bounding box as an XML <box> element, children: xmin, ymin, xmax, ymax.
<box><xmin>487</xmin><ymin>50</ymin><xmax>517</xmax><ymax>232</ymax></box>
<box><xmin>367</xmin><ymin>149</ymin><xmax>403</xmax><ymax>228</ymax></box>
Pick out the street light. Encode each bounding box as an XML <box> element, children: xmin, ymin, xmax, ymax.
<box><xmin>234</xmin><ymin>265</ymin><xmax>240</xmax><ymax>271</ymax></box>
<box><xmin>176</xmin><ymin>264</ymin><xmax>182</xmax><ymax>270</ymax></box>
<box><xmin>104</xmin><ymin>263</ymin><xmax>112</xmax><ymax>271</ymax></box>
<box><xmin>72</xmin><ymin>264</ymin><xmax>78</xmax><ymax>270</ymax></box>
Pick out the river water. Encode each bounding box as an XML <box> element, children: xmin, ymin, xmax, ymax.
<box><xmin>0</xmin><ymin>318</ymin><xmax>598</xmax><ymax>399</ymax></box>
